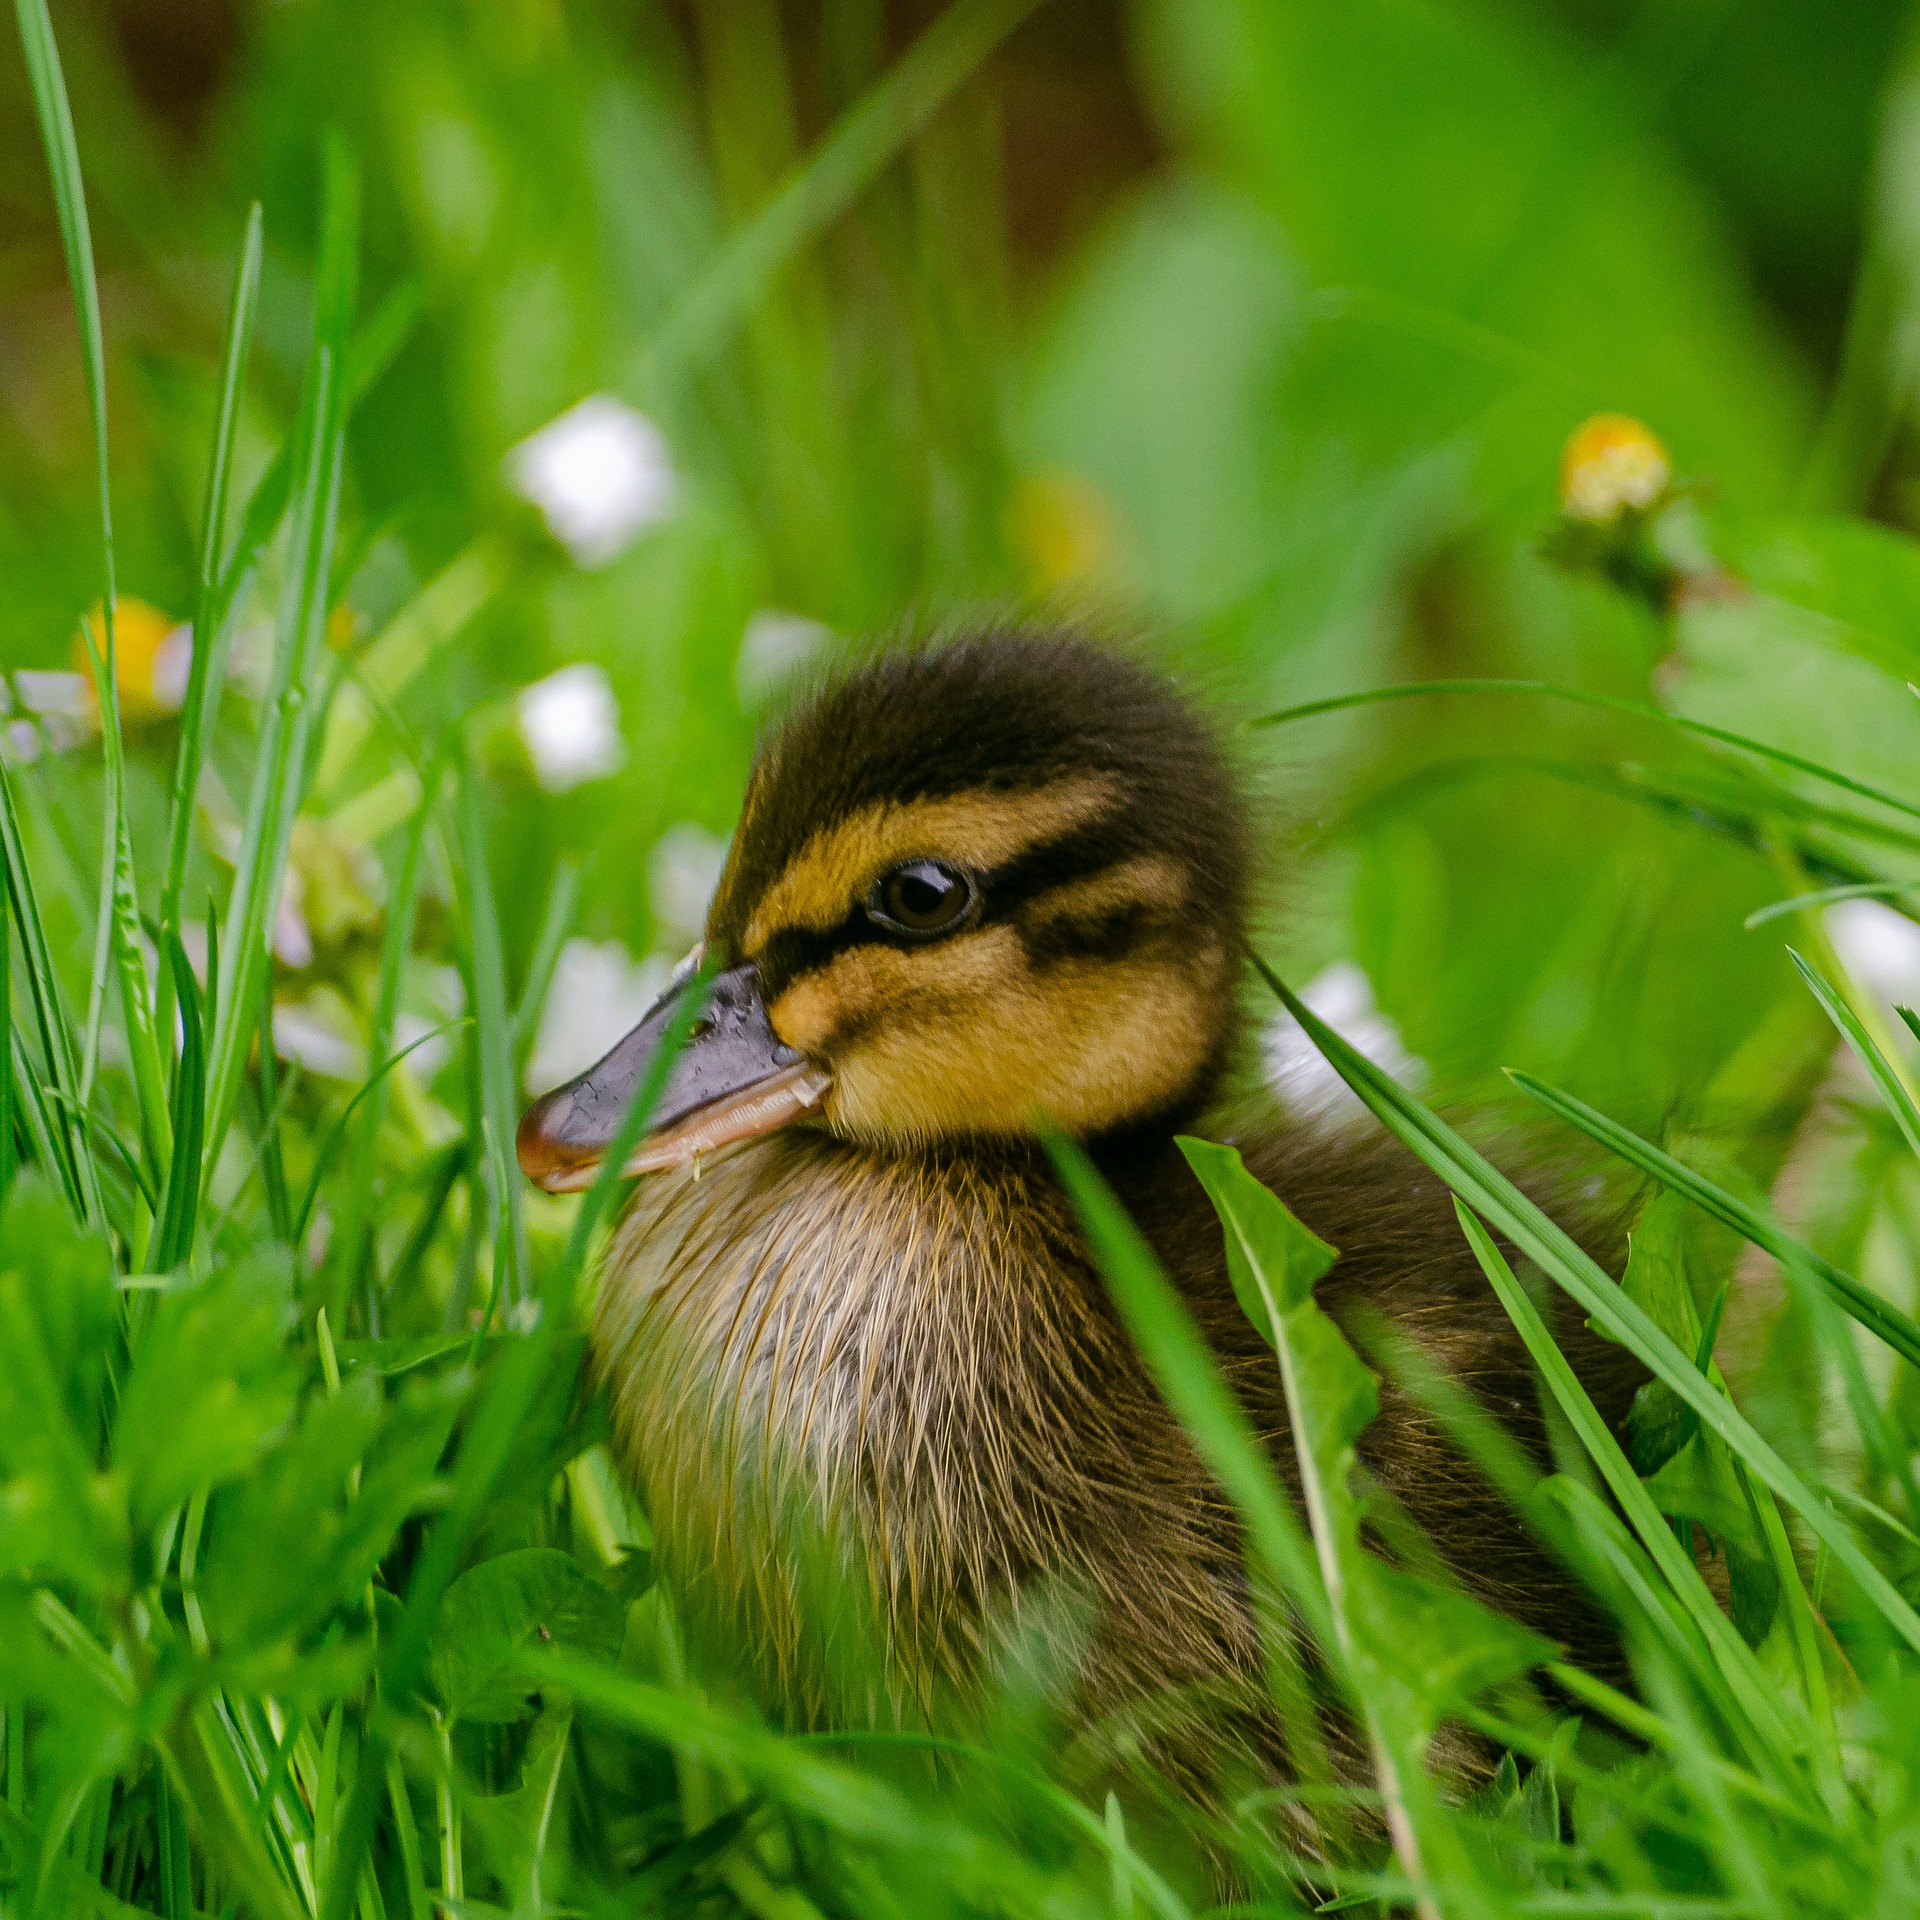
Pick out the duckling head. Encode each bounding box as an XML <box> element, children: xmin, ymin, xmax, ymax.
<box><xmin>518</xmin><ymin>630</ymin><xmax>1250</xmax><ymax>1189</ymax></box>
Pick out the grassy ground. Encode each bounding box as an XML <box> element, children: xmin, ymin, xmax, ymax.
<box><xmin>10</xmin><ymin>1</ymin><xmax>1920</xmax><ymax>1914</ymax></box>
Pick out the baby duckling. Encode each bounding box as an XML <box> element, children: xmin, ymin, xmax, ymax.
<box><xmin>519</xmin><ymin>630</ymin><xmax>1638</xmax><ymax>1800</ymax></box>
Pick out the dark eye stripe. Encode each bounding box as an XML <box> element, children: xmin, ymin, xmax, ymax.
<box><xmin>748</xmin><ymin>815</ymin><xmax>1160</xmax><ymax>996</ymax></box>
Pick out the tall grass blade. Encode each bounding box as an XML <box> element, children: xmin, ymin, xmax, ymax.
<box><xmin>1449</xmin><ymin>1200</ymin><xmax>1799</xmax><ymax>1769</ymax></box>
<box><xmin>1787</xmin><ymin>945</ymin><xmax>1920</xmax><ymax>1161</ymax></box>
<box><xmin>328</xmin><ymin>756</ymin><xmax>444</xmax><ymax>1320</ymax></box>
<box><xmin>203</xmin><ymin>142</ymin><xmax>358</xmax><ymax>1174</ymax></box>
<box><xmin>510</xmin><ymin>855</ymin><xmax>578</xmax><ymax>1073</ymax></box>
<box><xmin>16</xmin><ymin>0</ymin><xmax>172</xmax><ymax>1186</ymax></box>
<box><xmin>1178</xmin><ymin>1137</ymin><xmax>1457</xmax><ymax>1915</ymax></box>
<box><xmin>0</xmin><ymin>873</ymin><xmax>12</xmax><ymax>1205</ymax></box>
<box><xmin>1253</xmin><ymin>678</ymin><xmax>1920</xmax><ymax>830</ymax></box>
<box><xmin>1505</xmin><ymin>1068</ymin><xmax>1920</xmax><ymax>1372</ymax></box>
<box><xmin>209</xmin><ymin>278</ymin><xmax>421</xmax><ymax>641</ymax></box>
<box><xmin>651</xmin><ymin>0</ymin><xmax>1047</xmax><ymax>379</ymax></box>
<box><xmin>0</xmin><ymin>760</ymin><xmax>92</xmax><ymax>1219</ymax></box>
<box><xmin>76</xmin><ymin>614</ymin><xmax>171</xmax><ymax>1174</ymax></box>
<box><xmin>457</xmin><ymin>755</ymin><xmax>526</xmax><ymax>1309</ymax></box>
<box><xmin>1249</xmin><ymin>951</ymin><xmax>1920</xmax><ymax>1656</ymax></box>
<box><xmin>161</xmin><ymin>203</ymin><xmax>265</xmax><ymax>980</ymax></box>
<box><xmin>1042</xmin><ymin>1134</ymin><xmax>1338</xmax><ymax>1650</ymax></box>
<box><xmin>152</xmin><ymin>936</ymin><xmax>205</xmax><ymax>1273</ymax></box>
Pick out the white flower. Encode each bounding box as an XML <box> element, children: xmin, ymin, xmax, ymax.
<box><xmin>269</xmin><ymin>998</ymin><xmax>365</xmax><ymax>1082</ymax></box>
<box><xmin>526</xmin><ymin>938</ymin><xmax>671</xmax><ymax>1096</ymax></box>
<box><xmin>506</xmin><ymin>394</ymin><xmax>676</xmax><ymax>568</ymax></box>
<box><xmin>9</xmin><ymin>670</ymin><xmax>90</xmax><ymax>752</ymax></box>
<box><xmin>736</xmin><ymin>610</ymin><xmax>830</xmax><ymax>709</ymax></box>
<box><xmin>1827</xmin><ymin>899</ymin><xmax>1920</xmax><ymax>1011</ymax></box>
<box><xmin>152</xmin><ymin>624</ymin><xmax>194</xmax><ymax>711</ymax></box>
<box><xmin>517</xmin><ymin>663</ymin><xmax>626</xmax><ymax>793</ymax></box>
<box><xmin>1264</xmin><ymin>961</ymin><xmax>1426</xmax><ymax>1127</ymax></box>
<box><xmin>649</xmin><ymin>822</ymin><xmax>728</xmax><ymax>946</ymax></box>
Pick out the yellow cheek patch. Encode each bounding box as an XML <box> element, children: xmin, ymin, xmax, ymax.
<box><xmin>820</xmin><ymin>938</ymin><xmax>1227</xmax><ymax>1144</ymax></box>
<box><xmin>769</xmin><ymin>930</ymin><xmax>1024</xmax><ymax>1055</ymax></box>
<box><xmin>740</xmin><ymin>774</ymin><xmax>1120</xmax><ymax>957</ymax></box>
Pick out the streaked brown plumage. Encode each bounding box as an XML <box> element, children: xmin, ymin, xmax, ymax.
<box><xmin>520</xmin><ymin>629</ymin><xmax>1641</xmax><ymax>1806</ymax></box>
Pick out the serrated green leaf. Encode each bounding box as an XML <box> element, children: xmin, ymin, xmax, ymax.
<box><xmin>1181</xmin><ymin>1136</ymin><xmax>1541</xmax><ymax>1788</ymax></box>
<box><xmin>462</xmin><ymin>1703</ymin><xmax>574</xmax><ymax>1912</ymax></box>
<box><xmin>115</xmin><ymin>1251</ymin><xmax>298</xmax><ymax>1529</ymax></box>
<box><xmin>430</xmin><ymin>1548</ymin><xmax>623</xmax><ymax>1724</ymax></box>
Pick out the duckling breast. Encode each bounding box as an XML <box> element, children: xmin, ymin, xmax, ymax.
<box><xmin>594</xmin><ymin>1131</ymin><xmax>1255</xmax><ymax>1734</ymax></box>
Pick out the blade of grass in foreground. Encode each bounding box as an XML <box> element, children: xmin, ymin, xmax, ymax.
<box><xmin>151</xmin><ymin>937</ymin><xmax>205</xmax><ymax>1274</ymax></box>
<box><xmin>1505</xmin><ymin>1068</ymin><xmax>1920</xmax><ymax>1375</ymax></box>
<box><xmin>328</xmin><ymin>755</ymin><xmax>445</xmax><ymax>1323</ymax></box>
<box><xmin>1250</xmin><ymin>951</ymin><xmax>1920</xmax><ymax>1658</ymax></box>
<box><xmin>1510</xmin><ymin>1057</ymin><xmax>1920</xmax><ymax>1532</ymax></box>
<box><xmin>1788</xmin><ymin>945</ymin><xmax>1920</xmax><ymax>1162</ymax></box>
<box><xmin>458</xmin><ymin>754</ymin><xmax>527</xmax><ymax>1311</ymax></box>
<box><xmin>203</xmin><ymin>141</ymin><xmax>358</xmax><ymax>1177</ymax></box>
<box><xmin>1448</xmin><ymin>1202</ymin><xmax>1799</xmax><ymax>1772</ymax></box>
<box><xmin>1046</xmin><ymin>1129</ymin><xmax>1368</xmax><ymax>1858</ymax></box>
<box><xmin>161</xmin><ymin>204</ymin><xmax>265</xmax><ymax>986</ymax></box>
<box><xmin>317</xmin><ymin>961</ymin><xmax>716</xmax><ymax>1920</ymax></box>
<box><xmin>1178</xmin><ymin>1137</ymin><xmax>1455</xmax><ymax>1918</ymax></box>
<box><xmin>1253</xmin><ymin>678</ymin><xmax>1920</xmax><ymax>832</ymax></box>
<box><xmin>0</xmin><ymin>763</ymin><xmax>89</xmax><ymax>1218</ymax></box>
<box><xmin>18</xmin><ymin>0</ymin><xmax>171</xmax><ymax>1190</ymax></box>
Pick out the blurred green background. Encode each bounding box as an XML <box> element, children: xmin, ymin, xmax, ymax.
<box><xmin>6</xmin><ymin>0</ymin><xmax>1920</xmax><ymax>1146</ymax></box>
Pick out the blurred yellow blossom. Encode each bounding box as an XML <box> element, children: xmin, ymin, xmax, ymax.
<box><xmin>73</xmin><ymin>598</ymin><xmax>191</xmax><ymax>721</ymax></box>
<box><xmin>1007</xmin><ymin>469</ymin><xmax>1119</xmax><ymax>592</ymax></box>
<box><xmin>1558</xmin><ymin>414</ymin><xmax>1672</xmax><ymax>524</ymax></box>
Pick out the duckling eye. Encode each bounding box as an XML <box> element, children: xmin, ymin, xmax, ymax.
<box><xmin>867</xmin><ymin>859</ymin><xmax>977</xmax><ymax>940</ymax></box>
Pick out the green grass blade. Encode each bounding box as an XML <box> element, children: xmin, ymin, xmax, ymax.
<box><xmin>1450</xmin><ymin>1200</ymin><xmax>1798</xmax><ymax>1768</ymax></box>
<box><xmin>1251</xmin><ymin>678</ymin><xmax>1920</xmax><ymax>830</ymax></box>
<box><xmin>10</xmin><ymin>1034</ymin><xmax>77</xmax><ymax>1215</ymax></box>
<box><xmin>76</xmin><ymin>615</ymin><xmax>171</xmax><ymax>1177</ymax></box>
<box><xmin>203</xmin><ymin>144</ymin><xmax>358</xmax><ymax>1176</ymax></box>
<box><xmin>1043</xmin><ymin>1132</ymin><xmax>1337</xmax><ymax>1654</ymax></box>
<box><xmin>457</xmin><ymin>755</ymin><xmax>527</xmax><ymax>1309</ymax></box>
<box><xmin>0</xmin><ymin>868</ymin><xmax>12</xmax><ymax>1205</ymax></box>
<box><xmin>1512</xmin><ymin>1058</ymin><xmax>1920</xmax><ymax>1526</ymax></box>
<box><xmin>1787</xmin><ymin>945</ymin><xmax>1920</xmax><ymax>1161</ymax></box>
<box><xmin>151</xmin><ymin>936</ymin><xmax>205</xmax><ymax>1273</ymax></box>
<box><xmin>1178</xmin><ymin>1138</ymin><xmax>1459</xmax><ymax>1906</ymax></box>
<box><xmin>510</xmin><ymin>855</ymin><xmax>579</xmax><ymax>1073</ymax></box>
<box><xmin>0</xmin><ymin>761</ymin><xmax>92</xmax><ymax>1219</ymax></box>
<box><xmin>161</xmin><ymin>203</ymin><xmax>264</xmax><ymax>968</ymax></box>
<box><xmin>1505</xmin><ymin>1068</ymin><xmax>1920</xmax><ymax>1373</ymax></box>
<box><xmin>17</xmin><ymin>0</ymin><xmax>172</xmax><ymax>1196</ymax></box>
<box><xmin>295</xmin><ymin>1018</ymin><xmax>466</xmax><ymax>1255</ymax></box>
<box><xmin>651</xmin><ymin>0</ymin><xmax>1047</xmax><ymax>380</ymax></box>
<box><xmin>209</xmin><ymin>278</ymin><xmax>420</xmax><ymax>643</ymax></box>
<box><xmin>1250</xmin><ymin>952</ymin><xmax>1920</xmax><ymax>1658</ymax></box>
<box><xmin>254</xmin><ymin>999</ymin><xmax>294</xmax><ymax>1245</ymax></box>
<box><xmin>327</xmin><ymin>756</ymin><xmax>445</xmax><ymax>1320</ymax></box>
<box><xmin>1746</xmin><ymin>880</ymin><xmax>1920</xmax><ymax>929</ymax></box>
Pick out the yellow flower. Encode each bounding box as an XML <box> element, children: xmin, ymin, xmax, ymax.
<box><xmin>1007</xmin><ymin>469</ymin><xmax>1119</xmax><ymax>592</ymax></box>
<box><xmin>1558</xmin><ymin>415</ymin><xmax>1672</xmax><ymax>524</ymax></box>
<box><xmin>73</xmin><ymin>598</ymin><xmax>190</xmax><ymax>721</ymax></box>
